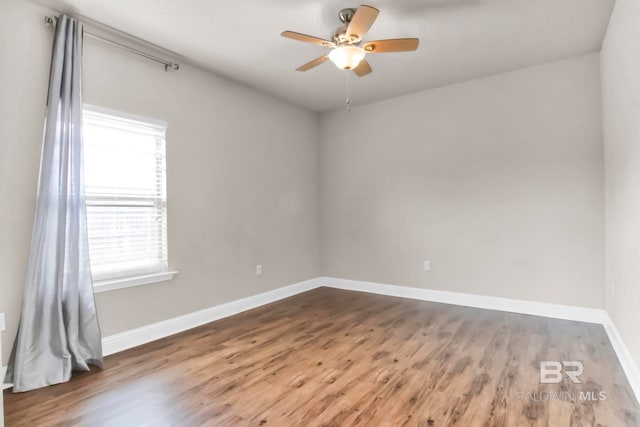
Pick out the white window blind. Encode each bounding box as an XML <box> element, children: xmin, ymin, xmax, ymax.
<box><xmin>83</xmin><ymin>106</ymin><xmax>168</xmax><ymax>282</ymax></box>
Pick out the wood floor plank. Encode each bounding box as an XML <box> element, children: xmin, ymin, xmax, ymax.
<box><xmin>4</xmin><ymin>287</ymin><xmax>639</xmax><ymax>426</ymax></box>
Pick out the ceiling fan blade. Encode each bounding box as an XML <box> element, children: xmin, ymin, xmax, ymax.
<box><xmin>345</xmin><ymin>5</ymin><xmax>380</xmax><ymax>41</ymax></box>
<box><xmin>363</xmin><ymin>38</ymin><xmax>420</xmax><ymax>53</ymax></box>
<box><xmin>296</xmin><ymin>55</ymin><xmax>329</xmax><ymax>72</ymax></box>
<box><xmin>281</xmin><ymin>31</ymin><xmax>335</xmax><ymax>48</ymax></box>
<box><xmin>353</xmin><ymin>59</ymin><xmax>372</xmax><ymax>77</ymax></box>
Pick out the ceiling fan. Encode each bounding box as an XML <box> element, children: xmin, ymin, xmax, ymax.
<box><xmin>281</xmin><ymin>5</ymin><xmax>419</xmax><ymax>77</ymax></box>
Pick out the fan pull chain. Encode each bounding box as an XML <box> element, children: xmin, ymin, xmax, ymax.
<box><xmin>345</xmin><ymin>70</ymin><xmax>351</xmax><ymax>113</ymax></box>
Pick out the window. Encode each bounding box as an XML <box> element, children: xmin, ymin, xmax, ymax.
<box><xmin>83</xmin><ymin>106</ymin><xmax>173</xmax><ymax>289</ymax></box>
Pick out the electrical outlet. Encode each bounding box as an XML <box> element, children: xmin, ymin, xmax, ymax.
<box><xmin>423</xmin><ymin>260</ymin><xmax>431</xmax><ymax>271</ymax></box>
<box><xmin>256</xmin><ymin>264</ymin><xmax>262</xmax><ymax>276</ymax></box>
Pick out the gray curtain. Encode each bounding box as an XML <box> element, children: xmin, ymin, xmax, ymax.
<box><xmin>5</xmin><ymin>15</ymin><xmax>103</xmax><ymax>393</ymax></box>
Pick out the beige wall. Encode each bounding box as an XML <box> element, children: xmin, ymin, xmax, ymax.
<box><xmin>602</xmin><ymin>0</ymin><xmax>640</xmax><ymax>367</ymax></box>
<box><xmin>320</xmin><ymin>54</ymin><xmax>605</xmax><ymax>308</ymax></box>
<box><xmin>0</xmin><ymin>0</ymin><xmax>320</xmax><ymax>362</ymax></box>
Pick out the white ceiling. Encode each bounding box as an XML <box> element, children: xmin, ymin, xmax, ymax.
<box><xmin>33</xmin><ymin>0</ymin><xmax>614</xmax><ymax>113</ymax></box>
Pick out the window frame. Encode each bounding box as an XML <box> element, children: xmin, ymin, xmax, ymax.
<box><xmin>82</xmin><ymin>104</ymin><xmax>177</xmax><ymax>293</ymax></box>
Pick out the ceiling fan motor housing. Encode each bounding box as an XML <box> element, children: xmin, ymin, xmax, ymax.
<box><xmin>333</xmin><ymin>26</ymin><xmax>358</xmax><ymax>44</ymax></box>
<box><xmin>338</xmin><ymin>8</ymin><xmax>356</xmax><ymax>24</ymax></box>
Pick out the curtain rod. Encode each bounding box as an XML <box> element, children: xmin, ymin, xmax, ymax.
<box><xmin>44</xmin><ymin>16</ymin><xmax>180</xmax><ymax>71</ymax></box>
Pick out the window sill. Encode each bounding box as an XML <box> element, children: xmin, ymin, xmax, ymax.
<box><xmin>93</xmin><ymin>270</ymin><xmax>178</xmax><ymax>293</ymax></box>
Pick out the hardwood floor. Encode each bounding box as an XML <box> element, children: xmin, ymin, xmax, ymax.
<box><xmin>4</xmin><ymin>287</ymin><xmax>639</xmax><ymax>426</ymax></box>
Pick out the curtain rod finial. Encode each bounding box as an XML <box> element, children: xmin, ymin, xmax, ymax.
<box><xmin>44</xmin><ymin>16</ymin><xmax>55</xmax><ymax>25</ymax></box>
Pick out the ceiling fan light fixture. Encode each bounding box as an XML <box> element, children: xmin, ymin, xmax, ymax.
<box><xmin>281</xmin><ymin>5</ymin><xmax>418</xmax><ymax>77</ymax></box>
<box><xmin>329</xmin><ymin>45</ymin><xmax>365</xmax><ymax>70</ymax></box>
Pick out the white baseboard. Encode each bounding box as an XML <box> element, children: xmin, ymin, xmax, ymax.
<box><xmin>101</xmin><ymin>276</ymin><xmax>609</xmax><ymax>356</ymax></box>
<box><xmin>318</xmin><ymin>277</ymin><xmax>605</xmax><ymax>324</ymax></box>
<box><xmin>102</xmin><ymin>278</ymin><xmax>318</xmax><ymax>356</ymax></box>
<box><xmin>602</xmin><ymin>313</ymin><xmax>640</xmax><ymax>404</ymax></box>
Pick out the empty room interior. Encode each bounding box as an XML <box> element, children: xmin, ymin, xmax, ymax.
<box><xmin>1</xmin><ymin>0</ymin><xmax>640</xmax><ymax>425</ymax></box>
